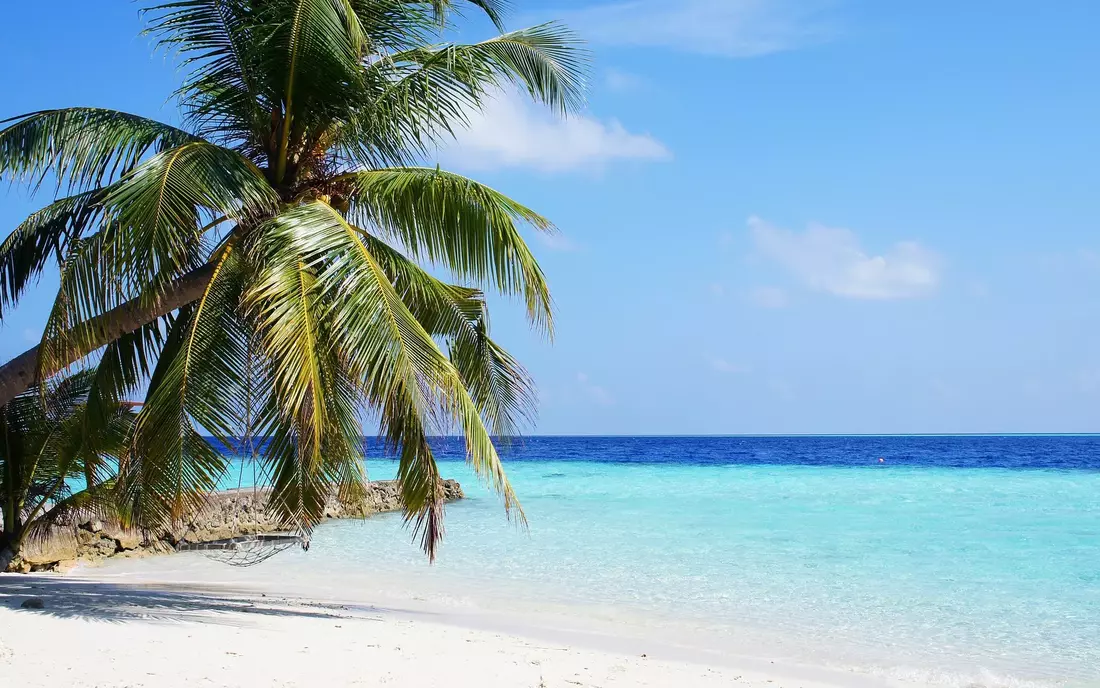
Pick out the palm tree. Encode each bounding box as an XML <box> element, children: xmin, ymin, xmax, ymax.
<box><xmin>1</xmin><ymin>369</ymin><xmax>137</xmax><ymax>571</ymax></box>
<box><xmin>0</xmin><ymin>1</ymin><xmax>586</xmax><ymax>558</ymax></box>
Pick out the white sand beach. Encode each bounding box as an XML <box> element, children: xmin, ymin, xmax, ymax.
<box><xmin>0</xmin><ymin>563</ymin><xmax>891</xmax><ymax>688</ymax></box>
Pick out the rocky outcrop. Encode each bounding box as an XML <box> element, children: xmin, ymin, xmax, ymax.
<box><xmin>10</xmin><ymin>479</ymin><xmax>463</xmax><ymax>572</ymax></box>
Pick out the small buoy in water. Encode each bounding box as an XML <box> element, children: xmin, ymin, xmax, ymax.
<box><xmin>878</xmin><ymin>457</ymin><xmax>885</xmax><ymax>463</ymax></box>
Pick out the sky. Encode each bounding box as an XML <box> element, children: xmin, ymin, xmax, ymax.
<box><xmin>2</xmin><ymin>1</ymin><xmax>1100</xmax><ymax>434</ymax></box>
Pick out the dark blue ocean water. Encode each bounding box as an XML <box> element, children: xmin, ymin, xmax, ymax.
<box><xmin>216</xmin><ymin>434</ymin><xmax>1100</xmax><ymax>470</ymax></box>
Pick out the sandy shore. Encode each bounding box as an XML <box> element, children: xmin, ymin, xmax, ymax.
<box><xmin>0</xmin><ymin>565</ymin><xmax>893</xmax><ymax>688</ymax></box>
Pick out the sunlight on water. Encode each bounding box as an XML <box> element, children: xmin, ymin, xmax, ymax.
<box><xmin>217</xmin><ymin>437</ymin><xmax>1100</xmax><ymax>686</ymax></box>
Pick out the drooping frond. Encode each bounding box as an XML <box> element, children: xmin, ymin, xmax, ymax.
<box><xmin>81</xmin><ymin>319</ymin><xmax>170</xmax><ymax>488</ymax></box>
<box><xmin>244</xmin><ymin>219</ymin><xmax>366</xmax><ymax>531</ymax></box>
<box><xmin>25</xmin><ymin>141</ymin><xmax>272</xmax><ymax>382</ymax></box>
<box><xmin>342</xmin><ymin>166</ymin><xmax>555</xmax><ymax>333</ymax></box>
<box><xmin>35</xmin><ymin>231</ymin><xmax>119</xmax><ymax>388</ymax></box>
<box><xmin>255</xmin><ymin>201</ymin><xmax>522</xmax><ymax>555</ymax></box>
<box><xmin>463</xmin><ymin>0</ymin><xmax>510</xmax><ymax>31</ymax></box>
<box><xmin>363</xmin><ymin>233</ymin><xmax>536</xmax><ymax>437</ymax></box>
<box><xmin>0</xmin><ymin>109</ymin><xmax>198</xmax><ymax>192</ymax></box>
<box><xmin>117</xmin><ymin>248</ymin><xmax>245</xmax><ymax>529</ymax></box>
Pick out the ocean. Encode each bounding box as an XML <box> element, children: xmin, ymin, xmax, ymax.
<box><xmin>219</xmin><ymin>436</ymin><xmax>1100</xmax><ymax>687</ymax></box>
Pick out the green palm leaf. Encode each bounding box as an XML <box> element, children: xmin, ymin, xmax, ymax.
<box><xmin>363</xmin><ymin>233</ymin><xmax>536</xmax><ymax>438</ymax></box>
<box><xmin>0</xmin><ymin>108</ymin><xmax>198</xmax><ymax>192</ymax></box>
<box><xmin>257</xmin><ymin>201</ymin><xmax>522</xmax><ymax>556</ymax></box>
<box><xmin>101</xmin><ymin>141</ymin><xmax>277</xmax><ymax>293</ymax></box>
<box><xmin>118</xmin><ymin>246</ymin><xmax>246</xmax><ymax>528</ymax></box>
<box><xmin>244</xmin><ymin>223</ymin><xmax>367</xmax><ymax>531</ymax></box>
<box><xmin>341</xmin><ymin>166</ymin><xmax>555</xmax><ymax>333</ymax></box>
<box><xmin>2</xmin><ymin>1</ymin><xmax>586</xmax><ymax>560</ymax></box>
<box><xmin>144</xmin><ymin>0</ymin><xmax>272</xmax><ymax>153</ymax></box>
<box><xmin>0</xmin><ymin>187</ymin><xmax>108</xmax><ymax>317</ymax></box>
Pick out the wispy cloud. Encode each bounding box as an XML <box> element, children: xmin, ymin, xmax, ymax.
<box><xmin>604</xmin><ymin>67</ymin><xmax>648</xmax><ymax>92</ymax></box>
<box><xmin>710</xmin><ymin>358</ymin><xmax>751</xmax><ymax>374</ymax></box>
<box><xmin>750</xmin><ymin>217</ymin><xmax>942</xmax><ymax>300</ymax></box>
<box><xmin>535</xmin><ymin>232</ymin><xmax>581</xmax><ymax>252</ymax></box>
<box><xmin>577</xmin><ymin>372</ymin><xmax>614</xmax><ymax>405</ymax></box>
<box><xmin>746</xmin><ymin>285</ymin><xmax>789</xmax><ymax>308</ymax></box>
<box><xmin>565</xmin><ymin>0</ymin><xmax>836</xmax><ymax>58</ymax></box>
<box><xmin>439</xmin><ymin>90</ymin><xmax>670</xmax><ymax>173</ymax></box>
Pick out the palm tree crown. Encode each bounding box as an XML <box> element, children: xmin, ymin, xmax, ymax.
<box><xmin>0</xmin><ymin>0</ymin><xmax>587</xmax><ymax>558</ymax></box>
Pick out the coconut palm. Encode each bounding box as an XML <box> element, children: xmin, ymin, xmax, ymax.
<box><xmin>0</xmin><ymin>0</ymin><xmax>586</xmax><ymax>557</ymax></box>
<box><xmin>1</xmin><ymin>368</ymin><xmax>137</xmax><ymax>571</ymax></box>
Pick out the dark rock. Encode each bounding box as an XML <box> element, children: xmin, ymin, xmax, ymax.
<box><xmin>20</xmin><ymin>598</ymin><xmax>44</xmax><ymax>610</ymax></box>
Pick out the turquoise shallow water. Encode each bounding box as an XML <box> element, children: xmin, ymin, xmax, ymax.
<box><xmin>219</xmin><ymin>437</ymin><xmax>1100</xmax><ymax>686</ymax></box>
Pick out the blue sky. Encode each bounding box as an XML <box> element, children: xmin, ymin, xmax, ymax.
<box><xmin>3</xmin><ymin>1</ymin><xmax>1100</xmax><ymax>434</ymax></box>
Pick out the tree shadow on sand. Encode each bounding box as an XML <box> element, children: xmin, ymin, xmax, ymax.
<box><xmin>0</xmin><ymin>574</ymin><xmax>411</xmax><ymax>627</ymax></box>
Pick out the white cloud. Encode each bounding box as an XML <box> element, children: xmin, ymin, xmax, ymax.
<box><xmin>440</xmin><ymin>90</ymin><xmax>670</xmax><ymax>173</ymax></box>
<box><xmin>566</xmin><ymin>0</ymin><xmax>835</xmax><ymax>58</ymax></box>
<box><xmin>749</xmin><ymin>217</ymin><xmax>942</xmax><ymax>300</ymax></box>
<box><xmin>577</xmin><ymin>372</ymin><xmax>614</xmax><ymax>406</ymax></box>
<box><xmin>746</xmin><ymin>285</ymin><xmax>789</xmax><ymax>308</ymax></box>
<box><xmin>710</xmin><ymin>358</ymin><xmax>751</xmax><ymax>374</ymax></box>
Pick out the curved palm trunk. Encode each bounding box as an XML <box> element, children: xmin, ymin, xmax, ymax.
<box><xmin>0</xmin><ymin>263</ymin><xmax>217</xmax><ymax>411</ymax></box>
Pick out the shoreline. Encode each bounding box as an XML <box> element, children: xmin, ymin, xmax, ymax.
<box><xmin>64</xmin><ymin>549</ymin><xmax>1064</xmax><ymax>688</ymax></box>
<box><xmin>0</xmin><ymin>568</ymin><xmax>889</xmax><ymax>688</ymax></box>
<box><xmin>10</xmin><ymin>480</ymin><xmax>463</xmax><ymax>573</ymax></box>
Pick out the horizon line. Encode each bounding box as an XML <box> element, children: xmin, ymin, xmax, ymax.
<box><xmin>205</xmin><ymin>432</ymin><xmax>1100</xmax><ymax>439</ymax></box>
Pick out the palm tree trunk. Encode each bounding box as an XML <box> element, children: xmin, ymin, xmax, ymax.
<box><xmin>0</xmin><ymin>262</ymin><xmax>218</xmax><ymax>410</ymax></box>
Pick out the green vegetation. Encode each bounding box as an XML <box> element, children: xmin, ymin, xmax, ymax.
<box><xmin>0</xmin><ymin>0</ymin><xmax>587</xmax><ymax>563</ymax></box>
<box><xmin>1</xmin><ymin>370</ymin><xmax>137</xmax><ymax>570</ymax></box>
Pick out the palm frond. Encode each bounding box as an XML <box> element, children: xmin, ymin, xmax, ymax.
<box><xmin>144</xmin><ymin>0</ymin><xmax>272</xmax><ymax>154</ymax></box>
<box><xmin>0</xmin><ymin>187</ymin><xmax>108</xmax><ymax>318</ymax></box>
<box><xmin>392</xmin><ymin>23</ymin><xmax>587</xmax><ymax>114</ymax></box>
<box><xmin>342</xmin><ymin>166</ymin><xmax>554</xmax><ymax>334</ymax></box>
<box><xmin>118</xmin><ymin>244</ymin><xmax>246</xmax><ymax>529</ymax></box>
<box><xmin>344</xmin><ymin>23</ymin><xmax>586</xmax><ymax>165</ymax></box>
<box><xmin>244</xmin><ymin>223</ymin><xmax>366</xmax><ymax>531</ymax></box>
<box><xmin>0</xmin><ymin>109</ymin><xmax>198</xmax><ymax>192</ymax></box>
<box><xmin>256</xmin><ymin>201</ymin><xmax>522</xmax><ymax>555</ymax></box>
<box><xmin>363</xmin><ymin>232</ymin><xmax>536</xmax><ymax>437</ymax></box>
<box><xmin>263</xmin><ymin>0</ymin><xmax>366</xmax><ymax>183</ymax></box>
<box><xmin>101</xmin><ymin>140</ymin><xmax>277</xmax><ymax>295</ymax></box>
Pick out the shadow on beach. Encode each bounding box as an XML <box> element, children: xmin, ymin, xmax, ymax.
<box><xmin>0</xmin><ymin>573</ymin><xmax>404</xmax><ymax>627</ymax></box>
